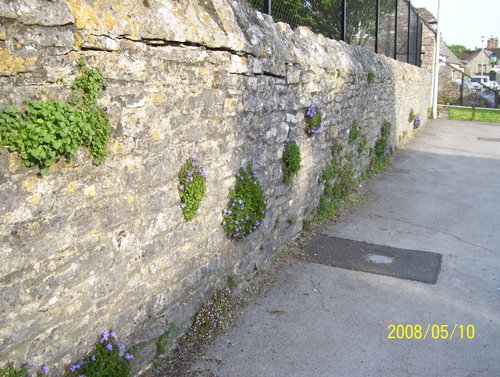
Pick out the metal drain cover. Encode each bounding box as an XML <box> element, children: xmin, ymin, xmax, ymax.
<box><xmin>305</xmin><ymin>235</ymin><xmax>442</xmax><ymax>284</ymax></box>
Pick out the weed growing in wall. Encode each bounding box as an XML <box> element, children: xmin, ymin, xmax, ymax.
<box><xmin>222</xmin><ymin>164</ymin><xmax>266</xmax><ymax>240</ymax></box>
<box><xmin>282</xmin><ymin>138</ymin><xmax>301</xmax><ymax>185</ymax></box>
<box><xmin>413</xmin><ymin>115</ymin><xmax>421</xmax><ymax>129</ymax></box>
<box><xmin>366</xmin><ymin>120</ymin><xmax>392</xmax><ymax>176</ymax></box>
<box><xmin>65</xmin><ymin>330</ymin><xmax>133</xmax><ymax>377</ymax></box>
<box><xmin>316</xmin><ymin>158</ymin><xmax>357</xmax><ymax>221</ymax></box>
<box><xmin>153</xmin><ymin>323</ymin><xmax>176</xmax><ymax>368</ymax></box>
<box><xmin>0</xmin><ymin>362</ymin><xmax>49</xmax><ymax>376</ymax></box>
<box><xmin>305</xmin><ymin>104</ymin><xmax>325</xmax><ymax>135</ymax></box>
<box><xmin>358</xmin><ymin>135</ymin><xmax>368</xmax><ymax>154</ymax></box>
<box><xmin>0</xmin><ymin>59</ymin><xmax>110</xmax><ymax>175</ymax></box>
<box><xmin>408</xmin><ymin>109</ymin><xmax>415</xmax><ymax>123</ymax></box>
<box><xmin>181</xmin><ymin>288</ymin><xmax>232</xmax><ymax>343</ymax></box>
<box><xmin>178</xmin><ymin>156</ymin><xmax>207</xmax><ymax>221</ymax></box>
<box><xmin>348</xmin><ymin>122</ymin><xmax>360</xmax><ymax>144</ymax></box>
<box><xmin>367</xmin><ymin>69</ymin><xmax>376</xmax><ymax>85</ymax></box>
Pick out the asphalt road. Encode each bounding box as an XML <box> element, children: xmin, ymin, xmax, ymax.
<box><xmin>191</xmin><ymin>119</ymin><xmax>500</xmax><ymax>377</ymax></box>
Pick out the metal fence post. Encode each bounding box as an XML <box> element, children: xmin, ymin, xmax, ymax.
<box><xmin>394</xmin><ymin>0</ymin><xmax>398</xmax><ymax>60</ymax></box>
<box><xmin>341</xmin><ymin>0</ymin><xmax>347</xmax><ymax>42</ymax></box>
<box><xmin>375</xmin><ymin>0</ymin><xmax>380</xmax><ymax>53</ymax></box>
<box><xmin>263</xmin><ymin>0</ymin><xmax>271</xmax><ymax>16</ymax></box>
<box><xmin>407</xmin><ymin>0</ymin><xmax>411</xmax><ymax>63</ymax></box>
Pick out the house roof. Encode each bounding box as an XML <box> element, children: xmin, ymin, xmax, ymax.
<box><xmin>440</xmin><ymin>42</ymin><xmax>462</xmax><ymax>65</ymax></box>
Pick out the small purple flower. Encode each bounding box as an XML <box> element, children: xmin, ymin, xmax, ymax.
<box><xmin>69</xmin><ymin>360</ymin><xmax>83</xmax><ymax>372</ymax></box>
<box><xmin>125</xmin><ymin>353</ymin><xmax>134</xmax><ymax>360</ymax></box>
<box><xmin>306</xmin><ymin>104</ymin><xmax>317</xmax><ymax>117</ymax></box>
<box><xmin>100</xmin><ymin>330</ymin><xmax>110</xmax><ymax>343</ymax></box>
<box><xmin>91</xmin><ymin>355</ymin><xmax>96</xmax><ymax>362</ymax></box>
<box><xmin>103</xmin><ymin>105</ymin><xmax>109</xmax><ymax>112</ymax></box>
<box><xmin>178</xmin><ymin>184</ymin><xmax>184</xmax><ymax>191</ymax></box>
<box><xmin>180</xmin><ymin>203</ymin><xmax>186</xmax><ymax>209</ymax></box>
<box><xmin>106</xmin><ymin>343</ymin><xmax>113</xmax><ymax>351</ymax></box>
<box><xmin>41</xmin><ymin>365</ymin><xmax>49</xmax><ymax>375</ymax></box>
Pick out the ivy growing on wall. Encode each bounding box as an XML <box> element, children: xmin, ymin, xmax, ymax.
<box><xmin>0</xmin><ymin>59</ymin><xmax>111</xmax><ymax>175</ymax></box>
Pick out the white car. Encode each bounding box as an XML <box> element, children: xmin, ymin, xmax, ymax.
<box><xmin>453</xmin><ymin>80</ymin><xmax>477</xmax><ymax>91</ymax></box>
<box><xmin>485</xmin><ymin>81</ymin><xmax>499</xmax><ymax>91</ymax></box>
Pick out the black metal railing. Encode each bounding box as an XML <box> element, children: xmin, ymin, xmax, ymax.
<box><xmin>246</xmin><ymin>0</ymin><xmax>424</xmax><ymax>66</ymax></box>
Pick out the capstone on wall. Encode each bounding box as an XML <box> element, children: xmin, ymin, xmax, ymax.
<box><xmin>0</xmin><ymin>0</ymin><xmax>432</xmax><ymax>374</ymax></box>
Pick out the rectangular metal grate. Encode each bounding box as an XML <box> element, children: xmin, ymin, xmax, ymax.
<box><xmin>305</xmin><ymin>235</ymin><xmax>442</xmax><ymax>284</ymax></box>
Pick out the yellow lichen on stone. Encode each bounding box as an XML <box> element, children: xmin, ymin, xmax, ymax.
<box><xmin>198</xmin><ymin>66</ymin><xmax>208</xmax><ymax>75</ymax></box>
<box><xmin>22</xmin><ymin>177</ymin><xmax>37</xmax><ymax>192</ymax></box>
<box><xmin>151</xmin><ymin>93</ymin><xmax>165</xmax><ymax>105</ymax></box>
<box><xmin>73</xmin><ymin>32</ymin><xmax>84</xmax><ymax>48</ymax></box>
<box><xmin>66</xmin><ymin>181</ymin><xmax>77</xmax><ymax>195</ymax></box>
<box><xmin>0</xmin><ymin>32</ymin><xmax>6</xmax><ymax>41</ymax></box>
<box><xmin>7</xmin><ymin>154</ymin><xmax>19</xmax><ymax>173</ymax></box>
<box><xmin>83</xmin><ymin>185</ymin><xmax>96</xmax><ymax>197</ymax></box>
<box><xmin>127</xmin><ymin>195</ymin><xmax>135</xmax><ymax>205</ymax></box>
<box><xmin>27</xmin><ymin>221</ymin><xmax>41</xmax><ymax>237</ymax></box>
<box><xmin>0</xmin><ymin>48</ymin><xmax>37</xmax><ymax>75</ymax></box>
<box><xmin>26</xmin><ymin>193</ymin><xmax>41</xmax><ymax>206</ymax></box>
<box><xmin>224</xmin><ymin>98</ymin><xmax>233</xmax><ymax>111</ymax></box>
<box><xmin>67</xmin><ymin>0</ymin><xmax>118</xmax><ymax>31</ymax></box>
<box><xmin>150</xmin><ymin>126</ymin><xmax>161</xmax><ymax>141</ymax></box>
<box><xmin>3</xmin><ymin>212</ymin><xmax>13</xmax><ymax>223</ymax></box>
<box><xmin>110</xmin><ymin>141</ymin><xmax>124</xmax><ymax>153</ymax></box>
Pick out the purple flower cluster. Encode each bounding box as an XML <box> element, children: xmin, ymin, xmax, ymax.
<box><xmin>17</xmin><ymin>363</ymin><xmax>49</xmax><ymax>376</ymax></box>
<box><xmin>286</xmin><ymin>137</ymin><xmax>297</xmax><ymax>144</ymax></box>
<box><xmin>69</xmin><ymin>359</ymin><xmax>84</xmax><ymax>372</ymax></box>
<box><xmin>222</xmin><ymin>165</ymin><xmax>266</xmax><ymax>240</ymax></box>
<box><xmin>306</xmin><ymin>121</ymin><xmax>326</xmax><ymax>135</ymax></box>
<box><xmin>305</xmin><ymin>104</ymin><xmax>326</xmax><ymax>135</ymax></box>
<box><xmin>306</xmin><ymin>104</ymin><xmax>317</xmax><ymax>117</ymax></box>
<box><xmin>413</xmin><ymin>115</ymin><xmax>421</xmax><ymax>129</ymax></box>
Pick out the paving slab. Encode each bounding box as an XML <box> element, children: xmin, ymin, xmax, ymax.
<box><xmin>190</xmin><ymin>119</ymin><xmax>500</xmax><ymax>377</ymax></box>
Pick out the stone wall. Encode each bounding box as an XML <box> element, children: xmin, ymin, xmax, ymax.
<box><xmin>0</xmin><ymin>0</ymin><xmax>431</xmax><ymax>374</ymax></box>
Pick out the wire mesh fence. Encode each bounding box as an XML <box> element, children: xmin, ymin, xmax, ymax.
<box><xmin>245</xmin><ymin>0</ymin><xmax>425</xmax><ymax>67</ymax></box>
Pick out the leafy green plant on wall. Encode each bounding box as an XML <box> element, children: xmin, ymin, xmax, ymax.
<box><xmin>282</xmin><ymin>138</ymin><xmax>301</xmax><ymax>185</ymax></box>
<box><xmin>0</xmin><ymin>59</ymin><xmax>110</xmax><ymax>175</ymax></box>
<box><xmin>367</xmin><ymin>69</ymin><xmax>376</xmax><ymax>85</ymax></box>
<box><xmin>368</xmin><ymin>120</ymin><xmax>392</xmax><ymax>175</ymax></box>
<box><xmin>178</xmin><ymin>156</ymin><xmax>207</xmax><ymax>221</ymax></box>
<box><xmin>65</xmin><ymin>330</ymin><xmax>133</xmax><ymax>377</ymax></box>
<box><xmin>408</xmin><ymin>109</ymin><xmax>415</xmax><ymax>123</ymax></box>
<box><xmin>358</xmin><ymin>135</ymin><xmax>368</xmax><ymax>154</ymax></box>
<box><xmin>348</xmin><ymin>122</ymin><xmax>360</xmax><ymax>144</ymax></box>
<box><xmin>222</xmin><ymin>164</ymin><xmax>266</xmax><ymax>240</ymax></box>
<box><xmin>305</xmin><ymin>104</ymin><xmax>325</xmax><ymax>135</ymax></box>
<box><xmin>153</xmin><ymin>323</ymin><xmax>176</xmax><ymax>368</ymax></box>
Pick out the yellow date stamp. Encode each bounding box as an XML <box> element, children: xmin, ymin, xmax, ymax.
<box><xmin>387</xmin><ymin>324</ymin><xmax>475</xmax><ymax>340</ymax></box>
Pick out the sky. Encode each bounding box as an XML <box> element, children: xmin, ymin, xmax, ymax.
<box><xmin>411</xmin><ymin>0</ymin><xmax>500</xmax><ymax>50</ymax></box>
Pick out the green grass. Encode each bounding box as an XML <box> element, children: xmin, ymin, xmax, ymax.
<box><xmin>448</xmin><ymin>107</ymin><xmax>500</xmax><ymax>123</ymax></box>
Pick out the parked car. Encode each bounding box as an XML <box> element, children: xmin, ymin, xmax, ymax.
<box><xmin>453</xmin><ymin>80</ymin><xmax>476</xmax><ymax>91</ymax></box>
<box><xmin>485</xmin><ymin>81</ymin><xmax>499</xmax><ymax>91</ymax></box>
<box><xmin>470</xmin><ymin>82</ymin><xmax>483</xmax><ymax>92</ymax></box>
<box><xmin>479</xmin><ymin>89</ymin><xmax>496</xmax><ymax>107</ymax></box>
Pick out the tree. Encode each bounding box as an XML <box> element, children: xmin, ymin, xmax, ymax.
<box><xmin>446</xmin><ymin>44</ymin><xmax>469</xmax><ymax>57</ymax></box>
<box><xmin>245</xmin><ymin>0</ymin><xmax>394</xmax><ymax>47</ymax></box>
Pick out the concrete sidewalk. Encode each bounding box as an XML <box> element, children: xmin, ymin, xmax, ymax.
<box><xmin>191</xmin><ymin>119</ymin><xmax>500</xmax><ymax>377</ymax></box>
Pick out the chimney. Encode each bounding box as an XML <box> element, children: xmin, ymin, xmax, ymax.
<box><xmin>487</xmin><ymin>36</ymin><xmax>498</xmax><ymax>48</ymax></box>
